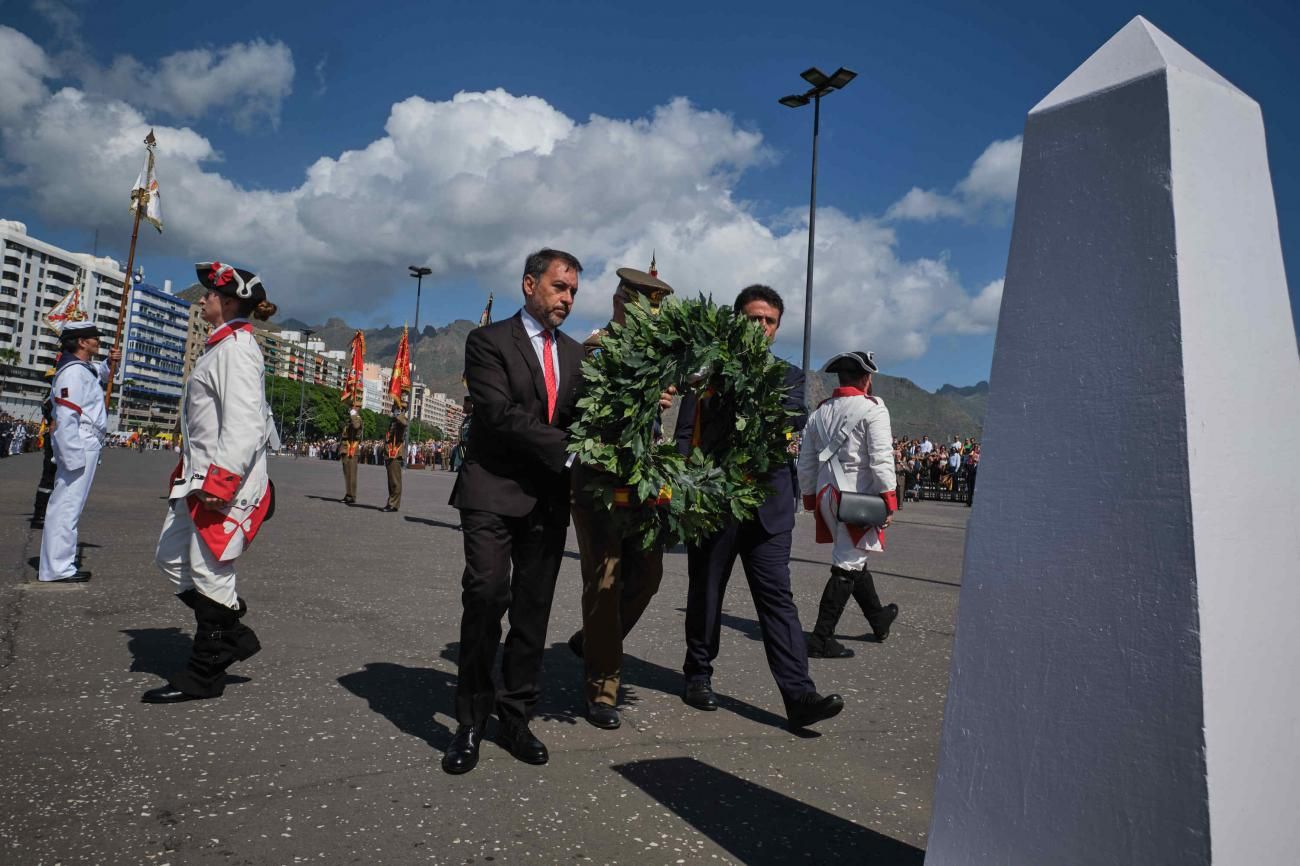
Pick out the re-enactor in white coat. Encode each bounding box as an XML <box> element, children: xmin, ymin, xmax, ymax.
<box><xmin>38</xmin><ymin>321</ymin><xmax>119</xmax><ymax>582</ymax></box>
<box><xmin>796</xmin><ymin>350</ymin><xmax>901</xmax><ymax>658</ymax></box>
<box><xmin>142</xmin><ymin>262</ymin><xmax>279</xmax><ymax>704</ymax></box>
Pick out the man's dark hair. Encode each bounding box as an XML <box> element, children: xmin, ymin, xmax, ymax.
<box><xmin>523</xmin><ymin>248</ymin><xmax>583</xmax><ymax>282</ymax></box>
<box><xmin>59</xmin><ymin>334</ymin><xmax>85</xmax><ymax>353</ymax></box>
<box><xmin>733</xmin><ymin>284</ymin><xmax>784</xmax><ymax>319</ymax></box>
<box><xmin>837</xmin><ymin>369</ymin><xmax>870</xmax><ymax>386</ymax></box>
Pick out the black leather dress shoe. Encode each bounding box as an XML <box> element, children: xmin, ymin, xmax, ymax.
<box><xmin>342</xmin><ymin>497</ymin><xmax>355</xmax><ymax>505</ymax></box>
<box><xmin>381</xmin><ymin>506</ymin><xmax>398</xmax><ymax>512</ymax></box>
<box><xmin>867</xmin><ymin>604</ymin><xmax>900</xmax><ymax>642</ymax></box>
<box><xmin>141</xmin><ymin>685</ymin><xmax>205</xmax><ymax>704</ymax></box>
<box><xmin>441</xmin><ymin>723</ymin><xmax>485</xmax><ymax>775</ymax></box>
<box><xmin>785</xmin><ymin>692</ymin><xmax>844</xmax><ymax>730</ymax></box>
<box><xmin>807</xmin><ymin>637</ymin><xmax>855</xmax><ymax>659</ymax></box>
<box><xmin>683</xmin><ymin>680</ymin><xmax>719</xmax><ymax>711</ymax></box>
<box><xmin>567</xmin><ymin>630</ymin><xmax>584</xmax><ymax>659</ymax></box>
<box><xmin>47</xmin><ymin>570</ymin><xmax>92</xmax><ymax>583</ymax></box>
<box><xmin>585</xmin><ymin>701</ymin><xmax>620</xmax><ymax>730</ymax></box>
<box><xmin>497</xmin><ymin>722</ymin><xmax>549</xmax><ymax>765</ymax></box>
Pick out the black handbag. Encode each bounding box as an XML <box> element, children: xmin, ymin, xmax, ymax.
<box><xmin>834</xmin><ymin>489</ymin><xmax>888</xmax><ymax>527</ymax></box>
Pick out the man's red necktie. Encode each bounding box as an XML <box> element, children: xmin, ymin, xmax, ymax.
<box><xmin>542</xmin><ymin>329</ymin><xmax>557</xmax><ymax>423</ymax></box>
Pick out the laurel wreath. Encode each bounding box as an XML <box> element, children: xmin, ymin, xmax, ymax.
<box><xmin>568</xmin><ymin>296</ymin><xmax>799</xmax><ymax>550</ymax></box>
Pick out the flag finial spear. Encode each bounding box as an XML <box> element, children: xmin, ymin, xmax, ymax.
<box><xmin>144</xmin><ymin>129</ymin><xmax>157</xmax><ymax>148</ymax></box>
<box><xmin>649</xmin><ymin>250</ymin><xmax>657</xmax><ymax>278</ymax></box>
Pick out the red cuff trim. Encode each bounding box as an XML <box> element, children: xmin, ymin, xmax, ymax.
<box><xmin>881</xmin><ymin>490</ymin><xmax>898</xmax><ymax>514</ymax></box>
<box><xmin>200</xmin><ymin>465</ymin><xmax>242</xmax><ymax>501</ymax></box>
<box><xmin>54</xmin><ymin>397</ymin><xmax>83</xmax><ymax>414</ymax></box>
<box><xmin>802</xmin><ymin>494</ymin><xmax>817</xmax><ymax>511</ymax></box>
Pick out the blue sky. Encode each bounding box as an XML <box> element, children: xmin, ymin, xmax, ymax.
<box><xmin>1</xmin><ymin>0</ymin><xmax>1295</xmax><ymax>389</ymax></box>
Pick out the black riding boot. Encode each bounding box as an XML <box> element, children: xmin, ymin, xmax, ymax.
<box><xmin>851</xmin><ymin>566</ymin><xmax>899</xmax><ymax>642</ymax></box>
<box><xmin>169</xmin><ymin>593</ymin><xmax>257</xmax><ymax>698</ymax></box>
<box><xmin>807</xmin><ymin>569</ymin><xmax>855</xmax><ymax>658</ymax></box>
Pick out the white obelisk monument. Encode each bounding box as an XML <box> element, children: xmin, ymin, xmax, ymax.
<box><xmin>926</xmin><ymin>17</ymin><xmax>1300</xmax><ymax>865</ymax></box>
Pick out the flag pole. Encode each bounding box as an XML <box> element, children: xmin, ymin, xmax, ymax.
<box><xmin>105</xmin><ymin>130</ymin><xmax>155</xmax><ymax>411</ymax></box>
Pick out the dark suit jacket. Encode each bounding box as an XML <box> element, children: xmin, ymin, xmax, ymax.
<box><xmin>450</xmin><ymin>311</ymin><xmax>583</xmax><ymax>519</ymax></box>
<box><xmin>674</xmin><ymin>362</ymin><xmax>807</xmax><ymax>535</ymax></box>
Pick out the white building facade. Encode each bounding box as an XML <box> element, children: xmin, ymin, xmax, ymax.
<box><xmin>1</xmin><ymin>219</ymin><xmax>125</xmax><ymax>418</ymax></box>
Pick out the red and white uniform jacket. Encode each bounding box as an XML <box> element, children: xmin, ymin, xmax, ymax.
<box><xmin>171</xmin><ymin>319</ymin><xmax>275</xmax><ymax>561</ymax></box>
<box><xmin>797</xmin><ymin>387</ymin><xmax>897</xmax><ymax>552</ymax></box>
<box><xmin>49</xmin><ymin>359</ymin><xmax>109</xmax><ymax>472</ymax></box>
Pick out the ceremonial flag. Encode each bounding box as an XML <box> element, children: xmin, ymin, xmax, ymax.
<box><xmin>130</xmin><ymin>130</ymin><xmax>163</xmax><ymax>233</ymax></box>
<box><xmin>387</xmin><ymin>326</ymin><xmax>411</xmax><ymax>409</ymax></box>
<box><xmin>341</xmin><ymin>330</ymin><xmax>366</xmax><ymax>404</ymax></box>
<box><xmin>43</xmin><ymin>281</ymin><xmax>89</xmax><ymax>334</ymax></box>
<box><xmin>478</xmin><ymin>292</ymin><xmax>494</xmax><ymax>327</ymax></box>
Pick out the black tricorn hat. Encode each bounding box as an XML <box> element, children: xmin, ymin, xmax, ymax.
<box><xmin>196</xmin><ymin>261</ymin><xmax>267</xmax><ymax>302</ymax></box>
<box><xmin>822</xmin><ymin>350</ymin><xmax>878</xmax><ymax>375</ymax></box>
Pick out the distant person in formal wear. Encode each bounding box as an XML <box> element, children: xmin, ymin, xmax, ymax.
<box><xmin>37</xmin><ymin>322</ymin><xmax>119</xmax><ymax>581</ymax></box>
<box><xmin>796</xmin><ymin>350</ymin><xmax>900</xmax><ymax>658</ymax></box>
<box><xmin>673</xmin><ymin>285</ymin><xmax>844</xmax><ymax>731</ymax></box>
<box><xmin>340</xmin><ymin>407</ymin><xmax>362</xmax><ymax>504</ymax></box>
<box><xmin>382</xmin><ymin>408</ymin><xmax>408</xmax><ymax>512</ymax></box>
<box><xmin>143</xmin><ymin>262</ymin><xmax>278</xmax><ymax>704</ymax></box>
<box><xmin>568</xmin><ymin>266</ymin><xmax>676</xmax><ymax>731</ymax></box>
<box><xmin>443</xmin><ymin>249</ymin><xmax>584</xmax><ymax>774</ymax></box>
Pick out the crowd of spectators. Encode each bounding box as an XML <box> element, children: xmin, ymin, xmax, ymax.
<box><xmin>293</xmin><ymin>438</ymin><xmax>463</xmax><ymax>471</ymax></box>
<box><xmin>894</xmin><ymin>433</ymin><xmax>980</xmax><ymax>505</ymax></box>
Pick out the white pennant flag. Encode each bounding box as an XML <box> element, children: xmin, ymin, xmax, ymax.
<box><xmin>130</xmin><ymin>130</ymin><xmax>163</xmax><ymax>233</ymax></box>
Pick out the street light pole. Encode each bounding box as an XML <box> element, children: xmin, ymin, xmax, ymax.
<box><xmin>407</xmin><ymin>266</ymin><xmax>431</xmax><ymax>447</ymax></box>
<box><xmin>779</xmin><ymin>66</ymin><xmax>857</xmax><ymax>378</ymax></box>
<box><xmin>295</xmin><ymin>328</ymin><xmax>315</xmax><ymax>452</ymax></box>
<box><xmin>802</xmin><ymin>91</ymin><xmax>821</xmax><ymax>379</ymax></box>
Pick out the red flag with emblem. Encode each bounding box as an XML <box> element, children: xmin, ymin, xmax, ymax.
<box><xmin>387</xmin><ymin>326</ymin><xmax>411</xmax><ymax>409</ymax></box>
<box><xmin>341</xmin><ymin>330</ymin><xmax>366</xmax><ymax>404</ymax></box>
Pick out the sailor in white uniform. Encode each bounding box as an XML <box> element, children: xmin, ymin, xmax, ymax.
<box><xmin>796</xmin><ymin>350</ymin><xmax>901</xmax><ymax>658</ymax></box>
<box><xmin>37</xmin><ymin>321</ymin><xmax>118</xmax><ymax>583</ymax></box>
<box><xmin>142</xmin><ymin>262</ymin><xmax>279</xmax><ymax>704</ymax></box>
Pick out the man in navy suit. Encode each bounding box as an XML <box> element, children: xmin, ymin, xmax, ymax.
<box><xmin>673</xmin><ymin>285</ymin><xmax>844</xmax><ymax>731</ymax></box>
<box><xmin>443</xmin><ymin>249</ymin><xmax>586</xmax><ymax>775</ymax></box>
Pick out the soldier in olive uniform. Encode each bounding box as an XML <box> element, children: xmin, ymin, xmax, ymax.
<box><xmin>340</xmin><ymin>407</ymin><xmax>363</xmax><ymax>504</ymax></box>
<box><xmin>568</xmin><ymin>266</ymin><xmax>676</xmax><ymax>730</ymax></box>
<box><xmin>382</xmin><ymin>407</ymin><xmax>408</xmax><ymax>512</ymax></box>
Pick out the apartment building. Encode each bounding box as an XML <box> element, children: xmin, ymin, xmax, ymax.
<box><xmin>1</xmin><ymin>219</ymin><xmax>124</xmax><ymax>418</ymax></box>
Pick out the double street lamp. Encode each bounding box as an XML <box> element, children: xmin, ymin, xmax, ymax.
<box><xmin>779</xmin><ymin>65</ymin><xmax>857</xmax><ymax>377</ymax></box>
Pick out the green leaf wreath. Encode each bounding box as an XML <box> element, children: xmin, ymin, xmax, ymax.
<box><xmin>568</xmin><ymin>295</ymin><xmax>799</xmax><ymax>550</ymax></box>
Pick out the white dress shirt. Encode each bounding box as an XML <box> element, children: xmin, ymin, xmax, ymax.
<box><xmin>519</xmin><ymin>307</ymin><xmax>560</xmax><ymax>392</ymax></box>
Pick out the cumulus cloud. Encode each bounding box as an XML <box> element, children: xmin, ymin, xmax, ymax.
<box><xmin>0</xmin><ymin>25</ymin><xmax>1002</xmax><ymax>365</ymax></box>
<box><xmin>886</xmin><ymin>136</ymin><xmax>1022</xmax><ymax>223</ymax></box>
<box><xmin>83</xmin><ymin>39</ymin><xmax>295</xmax><ymax>129</ymax></box>
<box><xmin>0</xmin><ymin>27</ymin><xmax>54</xmax><ymax>120</ymax></box>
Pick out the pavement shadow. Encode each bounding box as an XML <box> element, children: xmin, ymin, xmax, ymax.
<box><xmin>26</xmin><ymin>541</ymin><xmax>101</xmax><ymax>572</ymax></box>
<box><xmin>302</xmin><ymin>494</ymin><xmax>387</xmax><ymax>512</ymax></box>
<box><xmin>612</xmin><ymin>757</ymin><xmax>925</xmax><ymax>865</ymax></box>
<box><xmin>120</xmin><ymin>628</ymin><xmax>251</xmax><ymax>685</ymax></box>
<box><xmin>403</xmin><ymin>516</ymin><xmax>462</xmax><ymax>531</ymax></box>
<box><xmin>675</xmin><ymin>606</ymin><xmax>764</xmax><ymax>643</ymax></box>
<box><xmin>337</xmin><ymin>662</ymin><xmax>457</xmax><ymax>751</ymax></box>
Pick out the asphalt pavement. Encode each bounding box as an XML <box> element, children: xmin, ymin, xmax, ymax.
<box><xmin>0</xmin><ymin>449</ymin><xmax>966</xmax><ymax>865</ymax></box>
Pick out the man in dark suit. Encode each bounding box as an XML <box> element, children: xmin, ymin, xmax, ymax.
<box><xmin>674</xmin><ymin>285</ymin><xmax>844</xmax><ymax>731</ymax></box>
<box><xmin>443</xmin><ymin>248</ymin><xmax>585</xmax><ymax>775</ymax></box>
